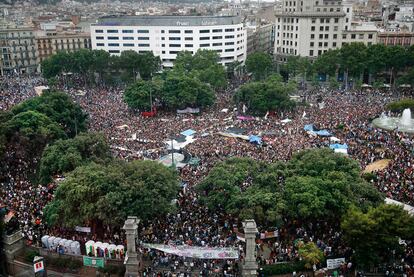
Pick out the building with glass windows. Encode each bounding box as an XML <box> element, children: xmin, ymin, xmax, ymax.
<box><xmin>90</xmin><ymin>15</ymin><xmax>247</xmax><ymax>68</ymax></box>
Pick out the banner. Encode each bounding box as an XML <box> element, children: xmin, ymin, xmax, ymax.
<box><xmin>83</xmin><ymin>256</ymin><xmax>105</xmax><ymax>268</ymax></box>
<box><xmin>177</xmin><ymin>107</ymin><xmax>200</xmax><ymax>114</ymax></box>
<box><xmin>142</xmin><ymin>244</ymin><xmax>239</xmax><ymax>259</ymax></box>
<box><xmin>75</xmin><ymin>226</ymin><xmax>91</xmax><ymax>233</ymax></box>
<box><xmin>326</xmin><ymin>258</ymin><xmax>345</xmax><ymax>269</ymax></box>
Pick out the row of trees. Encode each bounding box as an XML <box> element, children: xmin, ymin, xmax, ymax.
<box><xmin>245</xmin><ymin>44</ymin><xmax>414</xmax><ymax>87</ymax></box>
<box><xmin>124</xmin><ymin>49</ymin><xmax>227</xmax><ymax>111</ymax></box>
<box><xmin>197</xmin><ymin>148</ymin><xmax>414</xmax><ymax>269</ymax></box>
<box><xmin>41</xmin><ymin>49</ymin><xmax>161</xmax><ymax>85</ymax></box>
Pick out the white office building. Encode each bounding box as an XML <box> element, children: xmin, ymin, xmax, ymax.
<box><xmin>274</xmin><ymin>0</ymin><xmax>348</xmax><ymax>60</ymax></box>
<box><xmin>91</xmin><ymin>15</ymin><xmax>247</xmax><ymax>68</ymax></box>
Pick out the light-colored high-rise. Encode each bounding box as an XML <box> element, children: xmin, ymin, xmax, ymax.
<box><xmin>274</xmin><ymin>0</ymin><xmax>347</xmax><ymax>61</ymax></box>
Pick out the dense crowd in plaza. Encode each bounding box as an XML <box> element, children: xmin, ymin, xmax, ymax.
<box><xmin>1</xmin><ymin>73</ymin><xmax>414</xmax><ymax>276</ymax></box>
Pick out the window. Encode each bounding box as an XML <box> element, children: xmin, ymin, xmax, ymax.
<box><xmin>107</xmin><ymin>30</ymin><xmax>118</xmax><ymax>33</ymax></box>
<box><xmin>213</xmin><ymin>42</ymin><xmax>222</xmax><ymax>46</ymax></box>
<box><xmin>95</xmin><ymin>30</ymin><xmax>104</xmax><ymax>33</ymax></box>
<box><xmin>162</xmin><ymin>51</ymin><xmax>165</xmax><ymax>54</ymax></box>
<box><xmin>108</xmin><ymin>36</ymin><xmax>119</xmax><ymax>40</ymax></box>
<box><xmin>96</xmin><ymin>43</ymin><xmax>104</xmax><ymax>46</ymax></box>
<box><xmin>311</xmin><ymin>34</ymin><xmax>315</xmax><ymax>39</ymax></box>
<box><xmin>122</xmin><ymin>30</ymin><xmax>133</xmax><ymax>33</ymax></box>
<box><xmin>96</xmin><ymin>36</ymin><xmax>104</xmax><ymax>40</ymax></box>
<box><xmin>342</xmin><ymin>34</ymin><xmax>346</xmax><ymax>39</ymax></box>
<box><xmin>185</xmin><ymin>37</ymin><xmax>193</xmax><ymax>41</ymax></box>
<box><xmin>123</xmin><ymin>43</ymin><xmax>134</xmax><ymax>47</ymax></box>
<box><xmin>170</xmin><ymin>51</ymin><xmax>179</xmax><ymax>54</ymax></box>
<box><xmin>108</xmin><ymin>43</ymin><xmax>119</xmax><ymax>46</ymax></box>
<box><xmin>359</xmin><ymin>34</ymin><xmax>364</xmax><ymax>39</ymax></box>
<box><xmin>333</xmin><ymin>42</ymin><xmax>337</xmax><ymax>47</ymax></box>
<box><xmin>162</xmin><ymin>44</ymin><xmax>165</xmax><ymax>47</ymax></box>
<box><xmin>200</xmin><ymin>37</ymin><xmax>209</xmax><ymax>40</ymax></box>
<box><xmin>225</xmin><ymin>35</ymin><xmax>234</xmax><ymax>39</ymax></box>
<box><xmin>309</xmin><ymin>50</ymin><xmax>314</xmax><ymax>56</ymax></box>
<box><xmin>137</xmin><ymin>30</ymin><xmax>149</xmax><ymax>33</ymax></box>
<box><xmin>351</xmin><ymin>34</ymin><xmax>356</xmax><ymax>39</ymax></box>
<box><xmin>225</xmin><ymin>42</ymin><xmax>234</xmax><ymax>45</ymax></box>
<box><xmin>200</xmin><ymin>30</ymin><xmax>210</xmax><ymax>33</ymax></box>
<box><xmin>320</xmin><ymin>19</ymin><xmax>324</xmax><ymax>23</ymax></box>
<box><xmin>320</xmin><ymin>26</ymin><xmax>324</xmax><ymax>31</ymax></box>
<box><xmin>318</xmin><ymin>50</ymin><xmax>322</xmax><ymax>56</ymax></box>
<box><xmin>138</xmin><ymin>37</ymin><xmax>149</xmax><ymax>40</ymax></box>
<box><xmin>225</xmin><ymin>28</ymin><xmax>234</xmax><ymax>32</ymax></box>
<box><xmin>200</xmin><ymin>43</ymin><xmax>210</xmax><ymax>47</ymax></box>
<box><xmin>319</xmin><ymin>34</ymin><xmax>323</xmax><ymax>39</ymax></box>
<box><xmin>310</xmin><ymin>42</ymin><xmax>314</xmax><ymax>47</ymax></box>
<box><xmin>319</xmin><ymin>42</ymin><xmax>322</xmax><ymax>47</ymax></box>
<box><xmin>334</xmin><ymin>26</ymin><xmax>338</xmax><ymax>31</ymax></box>
<box><xmin>334</xmin><ymin>18</ymin><xmax>339</xmax><ymax>23</ymax></box>
<box><xmin>325</xmin><ymin>26</ymin><xmax>329</xmax><ymax>31</ymax></box>
<box><xmin>311</xmin><ymin>26</ymin><xmax>315</xmax><ymax>31</ymax></box>
<box><xmin>333</xmin><ymin>34</ymin><xmax>337</xmax><ymax>39</ymax></box>
<box><xmin>109</xmin><ymin>50</ymin><xmax>120</xmax><ymax>53</ymax></box>
<box><xmin>324</xmin><ymin>34</ymin><xmax>328</xmax><ymax>39</ymax></box>
<box><xmin>138</xmin><ymin>44</ymin><xmax>150</xmax><ymax>47</ymax></box>
<box><xmin>213</xmin><ymin>36</ymin><xmax>222</xmax><ymax>39</ymax></box>
<box><xmin>161</xmin><ymin>30</ymin><xmax>165</xmax><ymax>33</ymax></box>
<box><xmin>123</xmin><ymin>37</ymin><xmax>134</xmax><ymax>40</ymax></box>
<box><xmin>170</xmin><ymin>37</ymin><xmax>181</xmax><ymax>40</ymax></box>
<box><xmin>212</xmin><ymin>29</ymin><xmax>222</xmax><ymax>33</ymax></box>
<box><xmin>368</xmin><ymin>34</ymin><xmax>373</xmax><ymax>39</ymax></box>
<box><xmin>169</xmin><ymin>44</ymin><xmax>181</xmax><ymax>47</ymax></box>
<box><xmin>324</xmin><ymin>42</ymin><xmax>328</xmax><ymax>47</ymax></box>
<box><xmin>225</xmin><ymin>48</ymin><xmax>234</xmax><ymax>52</ymax></box>
<box><xmin>311</xmin><ymin>18</ymin><xmax>316</xmax><ymax>23</ymax></box>
<box><xmin>185</xmin><ymin>44</ymin><xmax>193</xmax><ymax>47</ymax></box>
<box><xmin>169</xmin><ymin>30</ymin><xmax>180</xmax><ymax>33</ymax></box>
<box><xmin>185</xmin><ymin>30</ymin><xmax>193</xmax><ymax>34</ymax></box>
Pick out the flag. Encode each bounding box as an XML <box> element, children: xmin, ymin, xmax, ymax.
<box><xmin>264</xmin><ymin>111</ymin><xmax>269</xmax><ymax>119</ymax></box>
<box><xmin>242</xmin><ymin>104</ymin><xmax>247</xmax><ymax>113</ymax></box>
<box><xmin>302</xmin><ymin>111</ymin><xmax>306</xmax><ymax>118</ymax></box>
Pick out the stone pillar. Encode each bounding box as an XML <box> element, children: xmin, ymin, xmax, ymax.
<box><xmin>242</xmin><ymin>219</ymin><xmax>258</xmax><ymax>277</ymax></box>
<box><xmin>123</xmin><ymin>216</ymin><xmax>140</xmax><ymax>277</ymax></box>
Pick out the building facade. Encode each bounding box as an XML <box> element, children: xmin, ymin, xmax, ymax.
<box><xmin>378</xmin><ymin>31</ymin><xmax>414</xmax><ymax>46</ymax></box>
<box><xmin>0</xmin><ymin>24</ymin><xmax>38</xmax><ymax>76</ymax></box>
<box><xmin>36</xmin><ymin>32</ymin><xmax>91</xmax><ymax>64</ymax></box>
<box><xmin>246</xmin><ymin>23</ymin><xmax>274</xmax><ymax>55</ymax></box>
<box><xmin>90</xmin><ymin>15</ymin><xmax>247</xmax><ymax>68</ymax></box>
<box><xmin>274</xmin><ymin>0</ymin><xmax>347</xmax><ymax>60</ymax></box>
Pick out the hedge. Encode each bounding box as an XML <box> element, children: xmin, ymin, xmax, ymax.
<box><xmin>386</xmin><ymin>99</ymin><xmax>414</xmax><ymax>112</ymax></box>
<box><xmin>260</xmin><ymin>261</ymin><xmax>306</xmax><ymax>276</ymax></box>
<box><xmin>98</xmin><ymin>264</ymin><xmax>126</xmax><ymax>276</ymax></box>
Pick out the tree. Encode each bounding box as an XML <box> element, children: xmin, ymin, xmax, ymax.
<box><xmin>235</xmin><ymin>74</ymin><xmax>296</xmax><ymax>115</ymax></box>
<box><xmin>124</xmin><ymin>79</ymin><xmax>162</xmax><ymax>111</ymax></box>
<box><xmin>197</xmin><ymin>63</ymin><xmax>227</xmax><ymax>89</ymax></box>
<box><xmin>38</xmin><ymin>132</ymin><xmax>111</xmax><ymax>184</ymax></box>
<box><xmin>43</xmin><ymin>160</ymin><xmax>179</xmax><ymax>232</ymax></box>
<box><xmin>313</xmin><ymin>49</ymin><xmax>341</xmax><ymax>77</ymax></box>
<box><xmin>245</xmin><ymin>52</ymin><xmax>273</xmax><ymax>80</ymax></box>
<box><xmin>163</xmin><ymin>73</ymin><xmax>215</xmax><ymax>109</ymax></box>
<box><xmin>11</xmin><ymin>90</ymin><xmax>88</xmax><ymax>137</ymax></box>
<box><xmin>341</xmin><ymin>204</ymin><xmax>414</xmax><ymax>269</ymax></box>
<box><xmin>298</xmin><ymin>242</ymin><xmax>325</xmax><ymax>270</ymax></box>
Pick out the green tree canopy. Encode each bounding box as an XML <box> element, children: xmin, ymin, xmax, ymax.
<box><xmin>197</xmin><ymin>149</ymin><xmax>383</xmax><ymax>226</ymax></box>
<box><xmin>235</xmin><ymin>74</ymin><xmax>296</xmax><ymax>115</ymax></box>
<box><xmin>124</xmin><ymin>79</ymin><xmax>163</xmax><ymax>111</ymax></box>
<box><xmin>38</xmin><ymin>132</ymin><xmax>111</xmax><ymax>184</ymax></box>
<box><xmin>163</xmin><ymin>73</ymin><xmax>215</xmax><ymax>109</ymax></box>
<box><xmin>43</xmin><ymin>160</ymin><xmax>179</xmax><ymax>230</ymax></box>
<box><xmin>341</xmin><ymin>204</ymin><xmax>414</xmax><ymax>269</ymax></box>
<box><xmin>11</xmin><ymin>90</ymin><xmax>88</xmax><ymax>137</ymax></box>
<box><xmin>298</xmin><ymin>242</ymin><xmax>325</xmax><ymax>269</ymax></box>
<box><xmin>245</xmin><ymin>52</ymin><xmax>273</xmax><ymax>80</ymax></box>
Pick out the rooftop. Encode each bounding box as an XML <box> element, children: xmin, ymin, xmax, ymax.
<box><xmin>92</xmin><ymin>15</ymin><xmax>242</xmax><ymax>27</ymax></box>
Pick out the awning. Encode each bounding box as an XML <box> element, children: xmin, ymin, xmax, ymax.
<box><xmin>181</xmin><ymin>129</ymin><xmax>196</xmax><ymax>137</ymax></box>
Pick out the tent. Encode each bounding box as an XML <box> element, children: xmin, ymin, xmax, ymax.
<box><xmin>281</xmin><ymin>118</ymin><xmax>292</xmax><ymax>123</ymax></box>
<box><xmin>385</xmin><ymin>198</ymin><xmax>414</xmax><ymax>216</ymax></box>
<box><xmin>181</xmin><ymin>129</ymin><xmax>196</xmax><ymax>137</ymax></box>
<box><xmin>304</xmin><ymin>124</ymin><xmax>315</xmax><ymax>132</ymax></box>
<box><xmin>249</xmin><ymin>135</ymin><xmax>262</xmax><ymax>145</ymax></box>
<box><xmin>329</xmin><ymin>137</ymin><xmax>340</xmax><ymax>142</ymax></box>
<box><xmin>314</xmin><ymin>130</ymin><xmax>332</xmax><ymax>136</ymax></box>
<box><xmin>329</xmin><ymin>143</ymin><xmax>348</xmax><ymax>150</ymax></box>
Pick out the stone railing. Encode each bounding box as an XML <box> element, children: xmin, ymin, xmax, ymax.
<box><xmin>4</xmin><ymin>230</ymin><xmax>23</xmax><ymax>245</ymax></box>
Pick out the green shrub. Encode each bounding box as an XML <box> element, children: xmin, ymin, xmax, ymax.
<box><xmin>24</xmin><ymin>249</ymin><xmax>40</xmax><ymax>263</ymax></box>
<box><xmin>98</xmin><ymin>264</ymin><xmax>126</xmax><ymax>276</ymax></box>
<box><xmin>260</xmin><ymin>261</ymin><xmax>306</xmax><ymax>276</ymax></box>
<box><xmin>386</xmin><ymin>99</ymin><xmax>414</xmax><ymax>112</ymax></box>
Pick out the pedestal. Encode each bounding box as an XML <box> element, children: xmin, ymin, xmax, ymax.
<box><xmin>123</xmin><ymin>216</ymin><xmax>140</xmax><ymax>277</ymax></box>
<box><xmin>242</xmin><ymin>219</ymin><xmax>258</xmax><ymax>277</ymax></box>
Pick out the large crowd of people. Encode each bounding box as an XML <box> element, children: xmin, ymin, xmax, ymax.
<box><xmin>0</xmin><ymin>73</ymin><xmax>413</xmax><ymax>276</ymax></box>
